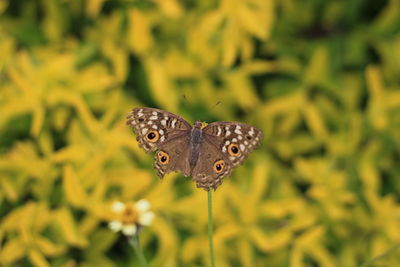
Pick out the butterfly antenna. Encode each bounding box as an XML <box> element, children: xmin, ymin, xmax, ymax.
<box><xmin>183</xmin><ymin>94</ymin><xmax>191</xmax><ymax>105</ymax></box>
<box><xmin>211</xmin><ymin>101</ymin><xmax>221</xmax><ymax>110</ymax></box>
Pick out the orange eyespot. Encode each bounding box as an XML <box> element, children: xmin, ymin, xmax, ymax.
<box><xmin>157</xmin><ymin>151</ymin><xmax>170</xmax><ymax>165</ymax></box>
<box><xmin>145</xmin><ymin>130</ymin><xmax>159</xmax><ymax>142</ymax></box>
<box><xmin>228</xmin><ymin>143</ymin><xmax>240</xmax><ymax>156</ymax></box>
<box><xmin>213</xmin><ymin>160</ymin><xmax>225</xmax><ymax>174</ymax></box>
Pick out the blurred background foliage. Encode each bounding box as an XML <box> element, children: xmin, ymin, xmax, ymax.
<box><xmin>1</xmin><ymin>0</ymin><xmax>400</xmax><ymax>266</ymax></box>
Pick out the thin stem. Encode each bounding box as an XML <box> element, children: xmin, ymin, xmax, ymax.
<box><xmin>128</xmin><ymin>234</ymin><xmax>149</xmax><ymax>267</ymax></box>
<box><xmin>208</xmin><ymin>190</ymin><xmax>216</xmax><ymax>267</ymax></box>
<box><xmin>360</xmin><ymin>243</ymin><xmax>400</xmax><ymax>267</ymax></box>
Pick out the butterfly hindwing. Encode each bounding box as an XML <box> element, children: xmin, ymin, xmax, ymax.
<box><xmin>127</xmin><ymin>108</ymin><xmax>191</xmax><ymax>152</ymax></box>
<box><xmin>153</xmin><ymin>135</ymin><xmax>191</xmax><ymax>178</ymax></box>
<box><xmin>191</xmin><ymin>135</ymin><xmax>233</xmax><ymax>190</ymax></box>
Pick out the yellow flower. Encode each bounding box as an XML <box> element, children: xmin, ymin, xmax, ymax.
<box><xmin>108</xmin><ymin>199</ymin><xmax>155</xmax><ymax>236</ymax></box>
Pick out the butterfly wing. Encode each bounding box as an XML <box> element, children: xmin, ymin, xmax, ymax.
<box><xmin>153</xmin><ymin>135</ymin><xmax>191</xmax><ymax>178</ymax></box>
<box><xmin>127</xmin><ymin>107</ymin><xmax>192</xmax><ymax>178</ymax></box>
<box><xmin>127</xmin><ymin>107</ymin><xmax>191</xmax><ymax>152</ymax></box>
<box><xmin>190</xmin><ymin>136</ymin><xmax>233</xmax><ymax>190</ymax></box>
<box><xmin>192</xmin><ymin>122</ymin><xmax>263</xmax><ymax>190</ymax></box>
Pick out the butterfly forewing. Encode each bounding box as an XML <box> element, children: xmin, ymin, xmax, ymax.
<box><xmin>202</xmin><ymin>122</ymin><xmax>263</xmax><ymax>166</ymax></box>
<box><xmin>127</xmin><ymin>108</ymin><xmax>191</xmax><ymax>152</ymax></box>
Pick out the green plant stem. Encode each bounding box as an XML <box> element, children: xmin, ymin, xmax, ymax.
<box><xmin>208</xmin><ymin>190</ymin><xmax>216</xmax><ymax>267</ymax></box>
<box><xmin>129</xmin><ymin>234</ymin><xmax>149</xmax><ymax>267</ymax></box>
<box><xmin>360</xmin><ymin>243</ymin><xmax>400</xmax><ymax>267</ymax></box>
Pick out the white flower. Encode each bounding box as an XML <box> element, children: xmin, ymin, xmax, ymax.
<box><xmin>107</xmin><ymin>199</ymin><xmax>154</xmax><ymax>236</ymax></box>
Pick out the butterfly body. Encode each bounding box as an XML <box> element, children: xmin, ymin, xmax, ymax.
<box><xmin>127</xmin><ymin>108</ymin><xmax>263</xmax><ymax>190</ymax></box>
<box><xmin>189</xmin><ymin>121</ymin><xmax>203</xmax><ymax>169</ymax></box>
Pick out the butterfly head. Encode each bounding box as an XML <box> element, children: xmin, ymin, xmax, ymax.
<box><xmin>194</xmin><ymin>120</ymin><xmax>203</xmax><ymax>129</ymax></box>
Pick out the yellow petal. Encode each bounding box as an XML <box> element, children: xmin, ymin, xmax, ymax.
<box><xmin>302</xmin><ymin>102</ymin><xmax>328</xmax><ymax>140</ymax></box>
<box><xmin>63</xmin><ymin>165</ymin><xmax>87</xmax><ymax>208</ymax></box>
<box><xmin>86</xmin><ymin>0</ymin><xmax>106</xmax><ymax>17</ymax></box>
<box><xmin>55</xmin><ymin>208</ymin><xmax>87</xmax><ymax>247</ymax></box>
<box><xmin>28</xmin><ymin>249</ymin><xmax>50</xmax><ymax>267</ymax></box>
<box><xmin>145</xmin><ymin>57</ymin><xmax>178</xmax><ymax>112</ymax></box>
<box><xmin>0</xmin><ymin>238</ymin><xmax>25</xmax><ymax>264</ymax></box>
<box><xmin>128</xmin><ymin>10</ymin><xmax>153</xmax><ymax>54</ymax></box>
<box><xmin>0</xmin><ymin>176</ymin><xmax>18</xmax><ymax>202</ymax></box>
<box><xmin>238</xmin><ymin>238</ymin><xmax>253</xmax><ymax>267</ymax></box>
<box><xmin>35</xmin><ymin>236</ymin><xmax>66</xmax><ymax>256</ymax></box>
<box><xmin>249</xmin><ymin>226</ymin><xmax>292</xmax><ymax>251</ymax></box>
<box><xmin>290</xmin><ymin>245</ymin><xmax>304</xmax><ymax>267</ymax></box>
<box><xmin>31</xmin><ymin>106</ymin><xmax>45</xmax><ymax>137</ymax></box>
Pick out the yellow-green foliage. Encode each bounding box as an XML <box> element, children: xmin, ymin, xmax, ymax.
<box><xmin>1</xmin><ymin>0</ymin><xmax>400</xmax><ymax>266</ymax></box>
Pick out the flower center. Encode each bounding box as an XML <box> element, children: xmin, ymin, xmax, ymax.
<box><xmin>121</xmin><ymin>204</ymin><xmax>139</xmax><ymax>224</ymax></box>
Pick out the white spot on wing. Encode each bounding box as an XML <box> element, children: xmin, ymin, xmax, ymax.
<box><xmin>152</xmin><ymin>111</ymin><xmax>157</xmax><ymax>115</ymax></box>
<box><xmin>149</xmin><ymin>115</ymin><xmax>158</xmax><ymax>120</ymax></box>
<box><xmin>152</xmin><ymin>125</ymin><xmax>158</xmax><ymax>129</ymax></box>
<box><xmin>238</xmin><ymin>135</ymin><xmax>243</xmax><ymax>140</ymax></box>
<box><xmin>148</xmin><ymin>121</ymin><xmax>153</xmax><ymax>125</ymax></box>
<box><xmin>217</xmin><ymin>127</ymin><xmax>222</xmax><ymax>136</ymax></box>
<box><xmin>232</xmin><ymin>138</ymin><xmax>238</xmax><ymax>142</ymax></box>
<box><xmin>229</xmin><ymin>156</ymin><xmax>236</xmax><ymax>161</ymax></box>
<box><xmin>161</xmin><ymin>120</ymin><xmax>167</xmax><ymax>126</ymax></box>
<box><xmin>142</xmin><ymin>128</ymin><xmax>148</xmax><ymax>134</ymax></box>
<box><xmin>244</xmin><ymin>140</ymin><xmax>249</xmax><ymax>145</ymax></box>
<box><xmin>240</xmin><ymin>144</ymin><xmax>245</xmax><ymax>151</ymax></box>
<box><xmin>160</xmin><ymin>136</ymin><xmax>165</xmax><ymax>142</ymax></box>
<box><xmin>171</xmin><ymin>119</ymin><xmax>177</xmax><ymax>128</ymax></box>
<box><xmin>222</xmin><ymin>146</ymin><xmax>227</xmax><ymax>152</ymax></box>
<box><xmin>234</xmin><ymin>125</ymin><xmax>242</xmax><ymax>134</ymax></box>
<box><xmin>226</xmin><ymin>130</ymin><xmax>231</xmax><ymax>136</ymax></box>
<box><xmin>159</xmin><ymin>129</ymin><xmax>164</xmax><ymax>135</ymax></box>
<box><xmin>224</xmin><ymin>140</ymin><xmax>230</xmax><ymax>146</ymax></box>
<box><xmin>249</xmin><ymin>128</ymin><xmax>255</xmax><ymax>136</ymax></box>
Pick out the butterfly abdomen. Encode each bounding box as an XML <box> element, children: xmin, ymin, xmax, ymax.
<box><xmin>189</xmin><ymin>121</ymin><xmax>203</xmax><ymax>170</ymax></box>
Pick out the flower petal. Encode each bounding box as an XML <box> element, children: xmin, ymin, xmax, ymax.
<box><xmin>122</xmin><ymin>224</ymin><xmax>137</xmax><ymax>236</ymax></box>
<box><xmin>135</xmin><ymin>199</ymin><xmax>151</xmax><ymax>213</ymax></box>
<box><xmin>139</xmin><ymin>211</ymin><xmax>154</xmax><ymax>226</ymax></box>
<box><xmin>108</xmin><ymin>221</ymin><xmax>122</xmax><ymax>232</ymax></box>
<box><xmin>111</xmin><ymin>201</ymin><xmax>126</xmax><ymax>213</ymax></box>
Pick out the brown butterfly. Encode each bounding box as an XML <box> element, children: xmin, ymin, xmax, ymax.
<box><xmin>127</xmin><ymin>108</ymin><xmax>263</xmax><ymax>190</ymax></box>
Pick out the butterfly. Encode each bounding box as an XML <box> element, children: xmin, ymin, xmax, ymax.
<box><xmin>126</xmin><ymin>108</ymin><xmax>263</xmax><ymax>190</ymax></box>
